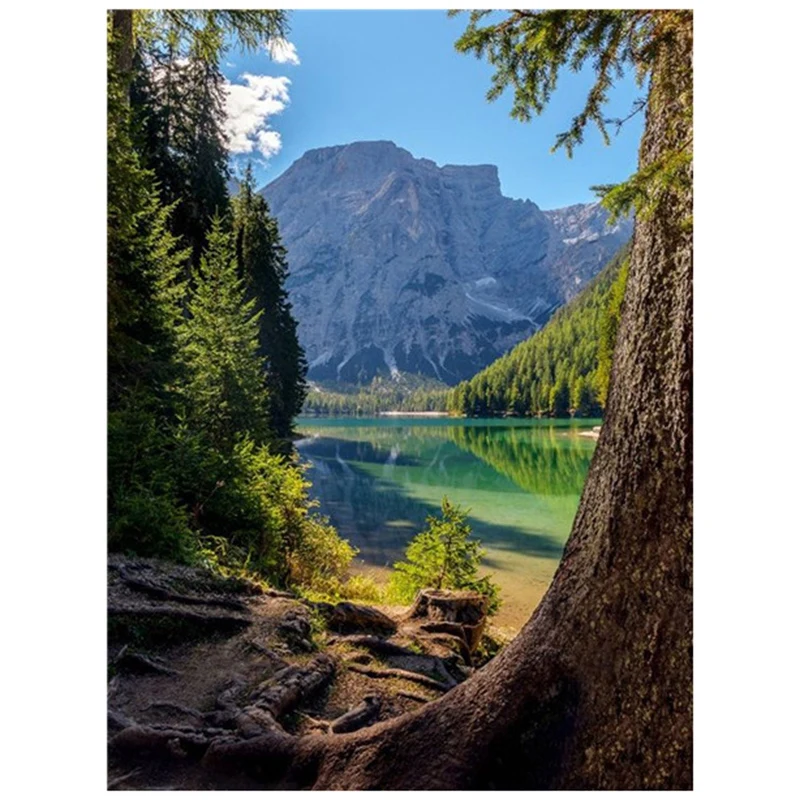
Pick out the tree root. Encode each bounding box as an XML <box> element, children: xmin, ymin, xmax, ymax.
<box><xmin>298</xmin><ymin>696</ymin><xmax>382</xmax><ymax>735</ymax></box>
<box><xmin>396</xmin><ymin>690</ymin><xmax>432</xmax><ymax>703</ymax></box>
<box><xmin>108</xmin><ymin>603</ymin><xmax>251</xmax><ymax>635</ymax></box>
<box><xmin>346</xmin><ymin>662</ymin><xmax>452</xmax><ymax>692</ymax></box>
<box><xmin>117</xmin><ymin>651</ymin><xmax>180</xmax><ymax>676</ymax></box>
<box><xmin>251</xmin><ymin>654</ymin><xmax>336</xmax><ymax>719</ymax></box>
<box><xmin>144</xmin><ymin>702</ymin><xmax>204</xmax><ymax>721</ymax></box>
<box><xmin>334</xmin><ymin>635</ymin><xmax>462</xmax><ymax>686</ymax></box>
<box><xmin>107</xmin><ymin>768</ymin><xmax>141</xmax><ymax>789</ymax></box>
<box><xmin>117</xmin><ymin>568</ymin><xmax>249</xmax><ymax>612</ymax></box>
<box><xmin>330</xmin><ymin>695</ymin><xmax>382</xmax><ymax>734</ymax></box>
<box><xmin>314</xmin><ymin>601</ymin><xmax>397</xmax><ymax>635</ymax></box>
<box><xmin>330</xmin><ymin>634</ymin><xmax>421</xmax><ymax>657</ymax></box>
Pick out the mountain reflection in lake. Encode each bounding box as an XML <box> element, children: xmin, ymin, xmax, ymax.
<box><xmin>295</xmin><ymin>417</ymin><xmax>597</xmax><ymax>630</ymax></box>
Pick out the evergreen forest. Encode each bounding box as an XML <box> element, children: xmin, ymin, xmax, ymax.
<box><xmin>446</xmin><ymin>247</ymin><xmax>629</xmax><ymax>418</ymax></box>
<box><xmin>108</xmin><ymin>10</ymin><xmax>352</xmax><ymax>595</ymax></box>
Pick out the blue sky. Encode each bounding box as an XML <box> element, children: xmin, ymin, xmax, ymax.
<box><xmin>222</xmin><ymin>10</ymin><xmax>645</xmax><ymax>210</ymax></box>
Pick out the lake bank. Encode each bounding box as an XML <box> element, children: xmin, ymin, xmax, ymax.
<box><xmin>379</xmin><ymin>410</ymin><xmax>450</xmax><ymax>417</ymax></box>
<box><xmin>296</xmin><ymin>416</ymin><xmax>598</xmax><ymax>630</ymax></box>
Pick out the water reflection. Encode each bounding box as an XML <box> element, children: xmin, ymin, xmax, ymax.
<box><xmin>296</xmin><ymin>418</ymin><xmax>597</xmax><ymax>627</ymax></box>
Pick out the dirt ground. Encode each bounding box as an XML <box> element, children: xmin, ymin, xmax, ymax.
<box><xmin>107</xmin><ymin>555</ymin><xmax>502</xmax><ymax>790</ymax></box>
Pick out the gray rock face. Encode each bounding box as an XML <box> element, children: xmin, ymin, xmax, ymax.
<box><xmin>261</xmin><ymin>140</ymin><xmax>631</xmax><ymax>385</ymax></box>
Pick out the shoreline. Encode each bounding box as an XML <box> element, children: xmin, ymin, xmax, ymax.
<box><xmin>379</xmin><ymin>410</ymin><xmax>451</xmax><ymax>417</ymax></box>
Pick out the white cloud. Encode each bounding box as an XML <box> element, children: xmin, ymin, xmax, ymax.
<box><xmin>224</xmin><ymin>73</ymin><xmax>291</xmax><ymax>159</ymax></box>
<box><xmin>265</xmin><ymin>37</ymin><xmax>300</xmax><ymax>66</ymax></box>
<box><xmin>256</xmin><ymin>130</ymin><xmax>282</xmax><ymax>158</ymax></box>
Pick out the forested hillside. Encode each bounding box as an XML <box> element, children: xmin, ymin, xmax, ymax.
<box><xmin>447</xmin><ymin>247</ymin><xmax>629</xmax><ymax>417</ymax></box>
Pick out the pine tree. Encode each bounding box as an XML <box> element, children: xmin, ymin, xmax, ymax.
<box><xmin>178</xmin><ymin>216</ymin><xmax>270</xmax><ymax>450</ymax></box>
<box><xmin>130</xmin><ymin>21</ymin><xmax>231</xmax><ymax>267</ymax></box>
<box><xmin>233</xmin><ymin>165</ymin><xmax>308</xmax><ymax>438</ymax></box>
<box><xmin>108</xmin><ymin>24</ymin><xmax>188</xmax><ymax>410</ymax></box>
<box><xmin>177</xmin><ymin>50</ymin><xmax>230</xmax><ymax>265</ymax></box>
<box><xmin>107</xmin><ymin>15</ymin><xmax>194</xmax><ymax>558</ymax></box>
<box><xmin>389</xmin><ymin>497</ymin><xmax>500</xmax><ymax>612</ymax></box>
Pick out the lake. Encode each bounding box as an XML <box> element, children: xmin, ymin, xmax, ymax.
<box><xmin>295</xmin><ymin>416</ymin><xmax>599</xmax><ymax>631</ymax></box>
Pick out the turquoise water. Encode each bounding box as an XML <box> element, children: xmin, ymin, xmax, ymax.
<box><xmin>295</xmin><ymin>416</ymin><xmax>598</xmax><ymax>630</ymax></box>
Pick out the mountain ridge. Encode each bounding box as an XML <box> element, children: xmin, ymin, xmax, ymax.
<box><xmin>260</xmin><ymin>140</ymin><xmax>632</xmax><ymax>384</ymax></box>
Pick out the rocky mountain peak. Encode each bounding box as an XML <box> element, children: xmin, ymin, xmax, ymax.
<box><xmin>261</xmin><ymin>141</ymin><xmax>632</xmax><ymax>385</ymax></box>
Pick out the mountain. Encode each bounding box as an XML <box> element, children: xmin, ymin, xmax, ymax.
<box><xmin>261</xmin><ymin>140</ymin><xmax>632</xmax><ymax>385</ymax></box>
<box><xmin>448</xmin><ymin>247</ymin><xmax>630</xmax><ymax>417</ymax></box>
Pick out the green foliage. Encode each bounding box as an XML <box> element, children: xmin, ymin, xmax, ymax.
<box><xmin>107</xmin><ymin>12</ymin><xmax>356</xmax><ymax>600</ymax></box>
<box><xmin>389</xmin><ymin>498</ymin><xmax>501</xmax><ymax>614</ymax></box>
<box><xmin>177</xmin><ymin>216</ymin><xmax>271</xmax><ymax>449</ymax></box>
<box><xmin>107</xmin><ymin>28</ymin><xmax>188</xmax><ymax>410</ymax></box>
<box><xmin>447</xmin><ymin>248</ymin><xmax>629</xmax><ymax>418</ymax></box>
<box><xmin>130</xmin><ymin>36</ymin><xmax>230</xmax><ymax>265</ymax></box>
<box><xmin>136</xmin><ymin>10</ymin><xmax>288</xmax><ymax>64</ymax></box>
<box><xmin>233</xmin><ymin>165</ymin><xmax>308</xmax><ymax>438</ymax></box>
<box><xmin>285</xmin><ymin>514</ymin><xmax>358</xmax><ymax>597</ymax></box>
<box><xmin>452</xmin><ymin>9</ymin><xmax>693</xmax><ymax>222</ymax></box>
<box><xmin>183</xmin><ymin>437</ymin><xmax>353</xmax><ymax>590</ymax></box>
<box><xmin>340</xmin><ymin>575</ymin><xmax>385</xmax><ymax>604</ymax></box>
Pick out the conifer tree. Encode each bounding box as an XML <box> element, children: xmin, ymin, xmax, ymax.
<box><xmin>131</xmin><ymin>18</ymin><xmax>232</xmax><ymax>266</ymax></box>
<box><xmin>108</xmin><ymin>17</ymin><xmax>194</xmax><ymax>558</ymax></box>
<box><xmin>108</xmin><ymin>25</ymin><xmax>188</xmax><ymax>411</ymax></box>
<box><xmin>233</xmin><ymin>165</ymin><xmax>307</xmax><ymax>438</ymax></box>
<box><xmin>178</xmin><ymin>216</ymin><xmax>270</xmax><ymax>450</ymax></box>
<box><xmin>389</xmin><ymin>497</ymin><xmax>500</xmax><ymax>613</ymax></box>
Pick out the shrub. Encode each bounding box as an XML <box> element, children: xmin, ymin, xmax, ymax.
<box><xmin>388</xmin><ymin>497</ymin><xmax>501</xmax><ymax>614</ymax></box>
<box><xmin>341</xmin><ymin>574</ymin><xmax>384</xmax><ymax>603</ymax></box>
<box><xmin>285</xmin><ymin>513</ymin><xmax>357</xmax><ymax>595</ymax></box>
<box><xmin>109</xmin><ymin>485</ymin><xmax>196</xmax><ymax>561</ymax></box>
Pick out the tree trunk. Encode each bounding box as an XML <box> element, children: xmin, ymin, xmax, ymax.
<box><xmin>111</xmin><ymin>10</ymin><xmax>134</xmax><ymax>82</ymax></box>
<box><xmin>208</xmin><ymin>15</ymin><xmax>693</xmax><ymax>791</ymax></box>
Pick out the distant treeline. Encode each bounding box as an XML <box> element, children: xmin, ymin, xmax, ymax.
<box><xmin>302</xmin><ymin>374</ymin><xmax>449</xmax><ymax>416</ymax></box>
<box><xmin>444</xmin><ymin>425</ymin><xmax>595</xmax><ymax>496</ymax></box>
<box><xmin>446</xmin><ymin>248</ymin><xmax>629</xmax><ymax>418</ymax></box>
<box><xmin>305</xmin><ymin>247</ymin><xmax>629</xmax><ymax>419</ymax></box>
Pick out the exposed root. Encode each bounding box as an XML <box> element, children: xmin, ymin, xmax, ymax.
<box><xmin>329</xmin><ymin>634</ymin><xmax>420</xmax><ymax>657</ymax></box>
<box><xmin>251</xmin><ymin>654</ymin><xmax>336</xmax><ymax>719</ymax></box>
<box><xmin>144</xmin><ymin>702</ymin><xmax>204</xmax><ymax>720</ymax></box>
<box><xmin>396</xmin><ymin>690</ymin><xmax>432</xmax><ymax>703</ymax></box>
<box><xmin>329</xmin><ymin>695</ymin><xmax>382</xmax><ymax>734</ymax></box>
<box><xmin>107</xmin><ymin>768</ymin><xmax>141</xmax><ymax>789</ymax></box>
<box><xmin>118</xmin><ymin>568</ymin><xmax>249</xmax><ymax>612</ymax></box>
<box><xmin>315</xmin><ymin>601</ymin><xmax>397</xmax><ymax>635</ymax></box>
<box><xmin>346</xmin><ymin>662</ymin><xmax>452</xmax><ymax>692</ymax></box>
<box><xmin>117</xmin><ymin>651</ymin><xmax>180</xmax><ymax>676</ymax></box>
<box><xmin>108</xmin><ymin>603</ymin><xmax>251</xmax><ymax>635</ymax></box>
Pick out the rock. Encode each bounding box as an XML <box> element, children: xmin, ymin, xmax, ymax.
<box><xmin>316</xmin><ymin>601</ymin><xmax>397</xmax><ymax>635</ymax></box>
<box><xmin>262</xmin><ymin>140</ymin><xmax>632</xmax><ymax>384</ymax></box>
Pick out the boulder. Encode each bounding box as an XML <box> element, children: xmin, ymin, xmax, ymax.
<box><xmin>316</xmin><ymin>602</ymin><xmax>397</xmax><ymax>635</ymax></box>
